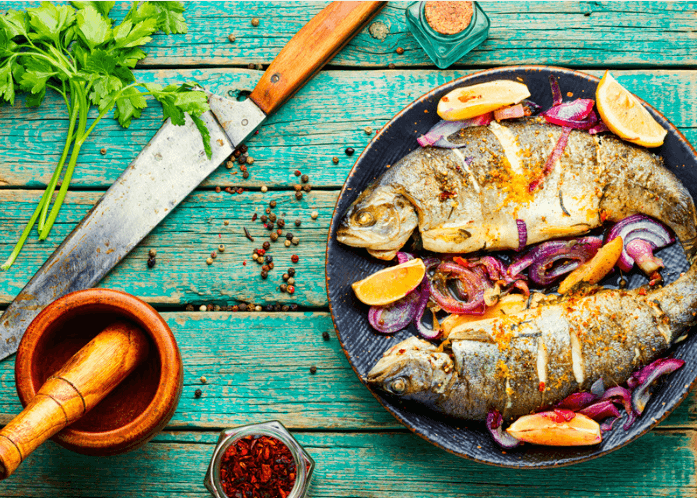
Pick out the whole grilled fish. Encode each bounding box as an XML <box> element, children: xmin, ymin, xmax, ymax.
<box><xmin>338</xmin><ymin>118</ymin><xmax>697</xmax><ymax>260</ymax></box>
<box><xmin>367</xmin><ymin>263</ymin><xmax>697</xmax><ymax>421</ymax></box>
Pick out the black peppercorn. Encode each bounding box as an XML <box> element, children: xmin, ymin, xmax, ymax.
<box><xmin>280</xmin><ymin>283</ymin><xmax>287</xmax><ymax>292</ymax></box>
<box><xmin>295</xmin><ymin>219</ymin><xmax>301</xmax><ymax>227</ymax></box>
<box><xmin>274</xmin><ymin>304</ymin><xmax>281</xmax><ymax>311</ymax></box>
<box><xmin>303</xmin><ymin>185</ymin><xmax>311</xmax><ymax>192</ymax></box>
<box><xmin>310</xmin><ymin>365</ymin><xmax>317</xmax><ymax>374</ymax></box>
<box><xmin>322</xmin><ymin>331</ymin><xmax>330</xmax><ymax>341</ymax></box>
<box><xmin>301</xmin><ymin>174</ymin><xmax>309</xmax><ymax>183</ymax></box>
<box><xmin>265</xmin><ymin>305</ymin><xmax>273</xmax><ymax>311</ymax></box>
<box><xmin>282</xmin><ymin>305</ymin><xmax>290</xmax><ymax>312</ymax></box>
<box><xmin>261</xmin><ymin>215</ymin><xmax>268</xmax><ymax>222</ymax></box>
<box><xmin>147</xmin><ymin>257</ymin><xmax>156</xmax><ymax>268</ymax></box>
<box><xmin>260</xmin><ymin>270</ymin><xmax>268</xmax><ymax>279</ymax></box>
<box><xmin>269</xmin><ymin>213</ymin><xmax>277</xmax><ymax>222</ymax></box>
<box><xmin>268</xmin><ymin>262</ymin><xmax>274</xmax><ymax>270</ymax></box>
<box><xmin>277</xmin><ymin>219</ymin><xmax>285</xmax><ymax>228</ymax></box>
<box><xmin>265</xmin><ymin>255</ymin><xmax>273</xmax><ymax>263</ymax></box>
<box><xmin>186</xmin><ymin>304</ymin><xmax>194</xmax><ymax>311</ymax></box>
<box><xmin>295</xmin><ymin>192</ymin><xmax>303</xmax><ymax>200</ymax></box>
<box><xmin>270</xmin><ymin>200</ymin><xmax>277</xmax><ymax>208</ymax></box>
<box><xmin>240</xmin><ymin>144</ymin><xmax>248</xmax><ymax>153</ymax></box>
<box><xmin>286</xmin><ymin>232</ymin><xmax>293</xmax><ymax>240</ymax></box>
<box><xmin>242</xmin><ymin>171</ymin><xmax>249</xmax><ymax>179</ymax></box>
<box><xmin>262</xmin><ymin>241</ymin><xmax>270</xmax><ymax>250</ymax></box>
<box><xmin>194</xmin><ymin>389</ymin><xmax>202</xmax><ymax>398</ymax></box>
<box><xmin>345</xmin><ymin>147</ymin><xmax>354</xmax><ymax>156</ymax></box>
<box><xmin>288</xmin><ymin>268</ymin><xmax>296</xmax><ymax>277</ymax></box>
<box><xmin>289</xmin><ymin>304</ymin><xmax>298</xmax><ymax>312</ymax></box>
<box><xmin>239</xmin><ymin>303</ymin><xmax>247</xmax><ymax>311</ymax></box>
<box><xmin>270</xmin><ymin>233</ymin><xmax>278</xmax><ymax>241</ymax></box>
<box><xmin>234</xmin><ymin>149</ymin><xmax>241</xmax><ymax>158</ymax></box>
<box><xmin>238</xmin><ymin>154</ymin><xmax>247</xmax><ymax>164</ymax></box>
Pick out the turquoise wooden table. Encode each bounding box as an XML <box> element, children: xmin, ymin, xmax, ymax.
<box><xmin>1</xmin><ymin>1</ymin><xmax>697</xmax><ymax>496</ymax></box>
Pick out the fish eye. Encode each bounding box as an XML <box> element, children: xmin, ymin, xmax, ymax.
<box><xmin>389</xmin><ymin>377</ymin><xmax>407</xmax><ymax>394</ymax></box>
<box><xmin>355</xmin><ymin>211</ymin><xmax>375</xmax><ymax>226</ymax></box>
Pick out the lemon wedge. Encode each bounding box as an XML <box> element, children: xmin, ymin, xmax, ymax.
<box><xmin>352</xmin><ymin>258</ymin><xmax>426</xmax><ymax>306</ymax></box>
<box><xmin>437</xmin><ymin>80</ymin><xmax>531</xmax><ymax>121</ymax></box>
<box><xmin>596</xmin><ymin>71</ymin><xmax>667</xmax><ymax>148</ymax></box>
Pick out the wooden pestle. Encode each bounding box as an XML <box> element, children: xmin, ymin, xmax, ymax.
<box><xmin>0</xmin><ymin>320</ymin><xmax>149</xmax><ymax>480</ymax></box>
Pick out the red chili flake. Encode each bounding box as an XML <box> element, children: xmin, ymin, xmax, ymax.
<box><xmin>538</xmin><ymin>381</ymin><xmax>545</xmax><ymax>392</ymax></box>
<box><xmin>639</xmin><ymin>288</ymin><xmax>647</xmax><ymax>296</ymax></box>
<box><xmin>291</xmin><ymin>254</ymin><xmax>299</xmax><ymax>263</ymax></box>
<box><xmin>439</xmin><ymin>191</ymin><xmax>456</xmax><ymax>201</ymax></box>
<box><xmin>600</xmin><ymin>210</ymin><xmax>609</xmax><ymax>223</ymax></box>
<box><xmin>219</xmin><ymin>435</ymin><xmax>296</xmax><ymax>498</ymax></box>
<box><xmin>252</xmin><ymin>213</ymin><xmax>258</xmax><ymax>221</ymax></box>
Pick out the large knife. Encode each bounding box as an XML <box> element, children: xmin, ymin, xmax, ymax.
<box><xmin>0</xmin><ymin>1</ymin><xmax>384</xmax><ymax>360</ymax></box>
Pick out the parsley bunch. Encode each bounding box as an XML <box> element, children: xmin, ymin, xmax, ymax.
<box><xmin>0</xmin><ymin>1</ymin><xmax>211</xmax><ymax>270</ymax></box>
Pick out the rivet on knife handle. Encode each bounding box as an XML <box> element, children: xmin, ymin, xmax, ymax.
<box><xmin>249</xmin><ymin>1</ymin><xmax>385</xmax><ymax>116</ymax></box>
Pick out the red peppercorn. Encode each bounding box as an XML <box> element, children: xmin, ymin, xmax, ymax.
<box><xmin>258</xmin><ymin>249</ymin><xmax>265</xmax><ymax>256</ymax></box>
<box><xmin>291</xmin><ymin>254</ymin><xmax>299</xmax><ymax>263</ymax></box>
<box><xmin>294</xmin><ymin>170</ymin><xmax>301</xmax><ymax>176</ymax></box>
<box><xmin>287</xmin><ymin>285</ymin><xmax>295</xmax><ymax>294</ymax></box>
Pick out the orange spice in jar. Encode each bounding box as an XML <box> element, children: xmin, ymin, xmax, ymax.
<box><xmin>405</xmin><ymin>1</ymin><xmax>490</xmax><ymax>69</ymax></box>
<box><xmin>424</xmin><ymin>1</ymin><xmax>473</xmax><ymax>36</ymax></box>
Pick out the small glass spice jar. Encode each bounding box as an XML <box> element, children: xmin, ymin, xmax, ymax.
<box><xmin>406</xmin><ymin>1</ymin><xmax>490</xmax><ymax>69</ymax></box>
<box><xmin>205</xmin><ymin>420</ymin><xmax>315</xmax><ymax>498</ymax></box>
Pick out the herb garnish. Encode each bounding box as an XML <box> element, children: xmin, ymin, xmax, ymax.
<box><xmin>0</xmin><ymin>1</ymin><xmax>211</xmax><ymax>269</ymax></box>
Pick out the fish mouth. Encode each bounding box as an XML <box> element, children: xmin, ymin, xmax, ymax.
<box><xmin>336</xmin><ymin>224</ymin><xmax>393</xmax><ymax>248</ymax></box>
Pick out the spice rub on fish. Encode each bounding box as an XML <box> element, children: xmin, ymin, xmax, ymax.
<box><xmin>337</xmin><ymin>117</ymin><xmax>697</xmax><ymax>261</ymax></box>
<box><xmin>367</xmin><ymin>263</ymin><xmax>697</xmax><ymax>421</ymax></box>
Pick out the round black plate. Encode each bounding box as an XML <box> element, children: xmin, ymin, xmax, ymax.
<box><xmin>326</xmin><ymin>66</ymin><xmax>697</xmax><ymax>467</ymax></box>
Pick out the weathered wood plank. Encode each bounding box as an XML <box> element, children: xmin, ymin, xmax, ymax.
<box><xmin>6</xmin><ymin>2</ymin><xmax>697</xmax><ymax>69</ymax></box>
<box><xmin>0</xmin><ymin>429</ymin><xmax>694</xmax><ymax>497</ymax></box>
<box><xmin>0</xmin><ymin>69</ymin><xmax>695</xmax><ymax>189</ymax></box>
<box><xmin>0</xmin><ymin>313</ymin><xmax>693</xmax><ymax>433</ymax></box>
<box><xmin>0</xmin><ymin>190</ymin><xmax>336</xmax><ymax>307</ymax></box>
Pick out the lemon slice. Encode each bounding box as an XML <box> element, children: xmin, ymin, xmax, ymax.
<box><xmin>437</xmin><ymin>80</ymin><xmax>531</xmax><ymax>121</ymax></box>
<box><xmin>596</xmin><ymin>71</ymin><xmax>667</xmax><ymax>148</ymax></box>
<box><xmin>352</xmin><ymin>258</ymin><xmax>426</xmax><ymax>306</ymax></box>
<box><xmin>558</xmin><ymin>236</ymin><xmax>623</xmax><ymax>294</ymax></box>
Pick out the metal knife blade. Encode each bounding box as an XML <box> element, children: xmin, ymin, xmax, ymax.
<box><xmin>0</xmin><ymin>96</ymin><xmax>266</xmax><ymax>360</ymax></box>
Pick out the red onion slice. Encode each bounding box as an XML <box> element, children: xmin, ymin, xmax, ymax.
<box><xmin>367</xmin><ymin>291</ymin><xmax>422</xmax><ymax>334</ymax></box>
<box><xmin>556</xmin><ymin>392</ymin><xmax>597</xmax><ymax>411</ymax></box>
<box><xmin>527</xmin><ymin>237</ymin><xmax>602</xmax><ymax>286</ymax></box>
<box><xmin>486</xmin><ymin>410</ymin><xmax>521</xmax><ymax>449</ymax></box>
<box><xmin>412</xmin><ymin>282</ymin><xmax>439</xmax><ymax>340</ymax></box>
<box><xmin>542</xmin><ymin>99</ymin><xmax>596</xmax><ymax>128</ymax></box>
<box><xmin>429</xmin><ymin>261</ymin><xmax>489</xmax><ymax>314</ymax></box>
<box><xmin>579</xmin><ymin>400</ymin><xmax>621</xmax><ymax>421</ymax></box>
<box><xmin>589</xmin><ymin>121</ymin><xmax>609</xmax><ymax>135</ymax></box>
<box><xmin>605</xmin><ymin>214</ymin><xmax>675</xmax><ymax>272</ymax></box>
<box><xmin>630</xmin><ymin>358</ymin><xmax>685</xmax><ymax>415</ymax></box>
<box><xmin>417</xmin><ymin>114</ymin><xmax>493</xmax><ymax>148</ymax></box>
<box><xmin>396</xmin><ymin>252</ymin><xmax>415</xmax><ymax>264</ymax></box>
<box><xmin>549</xmin><ymin>75</ymin><xmax>563</xmax><ymax>107</ymax></box>
<box><xmin>516</xmin><ymin>219</ymin><xmax>527</xmax><ymax>251</ymax></box>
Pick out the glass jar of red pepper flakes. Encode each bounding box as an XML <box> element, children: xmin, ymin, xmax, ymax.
<box><xmin>205</xmin><ymin>421</ymin><xmax>315</xmax><ymax>498</ymax></box>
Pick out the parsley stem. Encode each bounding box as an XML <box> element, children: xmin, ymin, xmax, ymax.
<box><xmin>38</xmin><ymin>99</ymin><xmax>79</xmax><ymax>232</ymax></box>
<box><xmin>0</xmin><ymin>194</ymin><xmax>49</xmax><ymax>270</ymax></box>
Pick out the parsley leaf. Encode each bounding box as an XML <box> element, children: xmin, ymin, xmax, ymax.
<box><xmin>150</xmin><ymin>2</ymin><xmax>187</xmax><ymax>35</ymax></box>
<box><xmin>70</xmin><ymin>2</ymin><xmax>116</xmax><ymax>17</ymax></box>
<box><xmin>76</xmin><ymin>5</ymin><xmax>111</xmax><ymax>49</ymax></box>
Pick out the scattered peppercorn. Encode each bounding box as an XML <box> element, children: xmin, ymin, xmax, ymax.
<box><xmin>208</xmin><ymin>304</ymin><xmax>214</xmax><ymax>311</ymax></box>
<box><xmin>294</xmin><ymin>170</ymin><xmax>301</xmax><ymax>176</ymax></box>
<box><xmin>311</xmin><ymin>211</ymin><xmax>318</xmax><ymax>219</ymax></box>
<box><xmin>300</xmin><ymin>174</ymin><xmax>309</xmax><ymax>183</ymax></box>
<box><xmin>186</xmin><ymin>304</ymin><xmax>194</xmax><ymax>311</ymax></box>
<box><xmin>258</xmin><ymin>248</ymin><xmax>266</xmax><ymax>256</ymax></box>
<box><xmin>224</xmin><ymin>220</ymin><xmax>230</xmax><ymax>225</ymax></box>
<box><xmin>232</xmin><ymin>305</ymin><xmax>239</xmax><ymax>312</ymax></box>
<box><xmin>277</xmin><ymin>228</ymin><xmax>283</xmax><ymax>235</ymax></box>
<box><xmin>261</xmin><ymin>185</ymin><xmax>268</xmax><ymax>193</ymax></box>
<box><xmin>199</xmin><ymin>305</ymin><xmax>207</xmax><ymax>312</ymax></box>
<box><xmin>345</xmin><ymin>147</ymin><xmax>355</xmax><ymax>156</ymax></box>
<box><xmin>265</xmin><ymin>255</ymin><xmax>273</xmax><ymax>263</ymax></box>
<box><xmin>265</xmin><ymin>304</ymin><xmax>273</xmax><ymax>311</ymax></box>
<box><xmin>396</xmin><ymin>46</ymin><xmax>404</xmax><ymax>54</ymax></box>
<box><xmin>252</xmin><ymin>253</ymin><xmax>259</xmax><ymax>261</ymax></box>
<box><xmin>619</xmin><ymin>278</ymin><xmax>628</xmax><ymax>289</ymax></box>
<box><xmin>269</xmin><ymin>200</ymin><xmax>277</xmax><ymax>208</ymax></box>
<box><xmin>206</xmin><ymin>257</ymin><xmax>213</xmax><ymax>265</ymax></box>
<box><xmin>270</xmin><ymin>232</ymin><xmax>279</xmax><ymax>241</ymax></box>
<box><xmin>289</xmin><ymin>304</ymin><xmax>298</xmax><ymax>312</ymax></box>
<box><xmin>242</xmin><ymin>171</ymin><xmax>249</xmax><ymax>179</ymax></box>
<box><xmin>194</xmin><ymin>389</ymin><xmax>202</xmax><ymax>398</ymax></box>
<box><xmin>238</xmin><ymin>154</ymin><xmax>247</xmax><ymax>164</ymax></box>
<box><xmin>228</xmin><ymin>34</ymin><xmax>236</xmax><ymax>43</ymax></box>
<box><xmin>234</xmin><ymin>149</ymin><xmax>242</xmax><ymax>158</ymax></box>
<box><xmin>388</xmin><ymin>63</ymin><xmax>396</xmax><ymax>69</ymax></box>
<box><xmin>268</xmin><ymin>262</ymin><xmax>274</xmax><ymax>270</ymax></box>
<box><xmin>295</xmin><ymin>192</ymin><xmax>303</xmax><ymax>200</ymax></box>
<box><xmin>218</xmin><ymin>244</ymin><xmax>225</xmax><ymax>253</ymax></box>
<box><xmin>261</xmin><ymin>215</ymin><xmax>268</xmax><ymax>222</ymax></box>
<box><xmin>260</xmin><ymin>270</ymin><xmax>268</xmax><ymax>279</ymax></box>
<box><xmin>211</xmin><ymin>251</ymin><xmax>217</xmax><ymax>259</ymax></box>
<box><xmin>364</xmin><ymin>126</ymin><xmax>373</xmax><ymax>134</ymax></box>
<box><xmin>291</xmin><ymin>237</ymin><xmax>299</xmax><ymax>246</ymax></box>
<box><xmin>294</xmin><ymin>219</ymin><xmax>301</xmax><ymax>227</ymax></box>
<box><xmin>226</xmin><ymin>161</ymin><xmax>234</xmax><ymax>169</ymax></box>
<box><xmin>277</xmin><ymin>219</ymin><xmax>285</xmax><ymax>228</ymax></box>
<box><xmin>288</xmin><ymin>268</ymin><xmax>296</xmax><ymax>277</ymax></box>
<box><xmin>322</xmin><ymin>331</ymin><xmax>330</xmax><ymax>341</ymax></box>
<box><xmin>280</xmin><ymin>283</ymin><xmax>287</xmax><ymax>292</ymax></box>
<box><xmin>303</xmin><ymin>185</ymin><xmax>311</xmax><ymax>192</ymax></box>
<box><xmin>332</xmin><ymin>156</ymin><xmax>339</xmax><ymax>164</ymax></box>
<box><xmin>284</xmin><ymin>240</ymin><xmax>291</xmax><ymax>247</ymax></box>
<box><xmin>244</xmin><ymin>227</ymin><xmax>254</xmax><ymax>241</ymax></box>
<box><xmin>215</xmin><ymin>186</ymin><xmax>221</xmax><ymax>193</ymax></box>
<box><xmin>287</xmin><ymin>277</ymin><xmax>295</xmax><ymax>285</ymax></box>
<box><xmin>149</xmin><ymin>249</ymin><xmax>157</xmax><ymax>258</ymax></box>
<box><xmin>309</xmin><ymin>365</ymin><xmax>316</xmax><ymax>374</ymax></box>
<box><xmin>239</xmin><ymin>144</ymin><xmax>248</xmax><ymax>153</ymax></box>
<box><xmin>283</xmin><ymin>273</ymin><xmax>289</xmax><ymax>281</ymax></box>
<box><xmin>269</xmin><ymin>213</ymin><xmax>277</xmax><ymax>222</ymax></box>
<box><xmin>251</xmin><ymin>17</ymin><xmax>259</xmax><ymax>26</ymax></box>
<box><xmin>265</xmin><ymin>207</ymin><xmax>271</xmax><ymax>214</ymax></box>
<box><xmin>262</xmin><ymin>265</ymin><xmax>270</xmax><ymax>272</ymax></box>
<box><xmin>237</xmin><ymin>187</ymin><xmax>243</xmax><ymax>194</ymax></box>
<box><xmin>147</xmin><ymin>258</ymin><xmax>156</xmax><ymax>268</ymax></box>
<box><xmin>282</xmin><ymin>305</ymin><xmax>290</xmax><ymax>312</ymax></box>
<box><xmin>200</xmin><ymin>376</ymin><xmax>207</xmax><ymax>384</ymax></box>
<box><xmin>286</xmin><ymin>232</ymin><xmax>294</xmax><ymax>240</ymax></box>
<box><xmin>294</xmin><ymin>184</ymin><xmax>302</xmax><ymax>191</ymax></box>
<box><xmin>262</xmin><ymin>241</ymin><xmax>270</xmax><ymax>250</ymax></box>
<box><xmin>246</xmin><ymin>156</ymin><xmax>254</xmax><ymax>165</ymax></box>
<box><xmin>239</xmin><ymin>303</ymin><xmax>248</xmax><ymax>311</ymax></box>
<box><xmin>291</xmin><ymin>254</ymin><xmax>299</xmax><ymax>263</ymax></box>
<box><xmin>266</xmin><ymin>222</ymin><xmax>274</xmax><ymax>230</ymax></box>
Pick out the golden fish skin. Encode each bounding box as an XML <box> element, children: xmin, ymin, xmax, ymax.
<box><xmin>338</xmin><ymin>118</ymin><xmax>697</xmax><ymax>260</ymax></box>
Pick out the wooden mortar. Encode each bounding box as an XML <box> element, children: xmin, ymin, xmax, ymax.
<box><xmin>9</xmin><ymin>289</ymin><xmax>182</xmax><ymax>473</ymax></box>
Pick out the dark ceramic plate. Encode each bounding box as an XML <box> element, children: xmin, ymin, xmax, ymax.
<box><xmin>326</xmin><ymin>66</ymin><xmax>697</xmax><ymax>468</ymax></box>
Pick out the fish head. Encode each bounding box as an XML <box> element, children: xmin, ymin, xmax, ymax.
<box><xmin>366</xmin><ymin>337</ymin><xmax>455</xmax><ymax>403</ymax></box>
<box><xmin>337</xmin><ymin>184</ymin><xmax>418</xmax><ymax>255</ymax></box>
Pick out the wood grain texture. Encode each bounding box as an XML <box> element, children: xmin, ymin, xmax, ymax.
<box><xmin>0</xmin><ymin>429</ymin><xmax>694</xmax><ymax>497</ymax></box>
<box><xmin>6</xmin><ymin>2</ymin><xmax>697</xmax><ymax>69</ymax></box>
<box><xmin>0</xmin><ymin>69</ymin><xmax>694</xmax><ymax>189</ymax></box>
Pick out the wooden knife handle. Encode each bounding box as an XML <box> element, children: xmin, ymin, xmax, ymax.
<box><xmin>0</xmin><ymin>321</ymin><xmax>149</xmax><ymax>480</ymax></box>
<box><xmin>249</xmin><ymin>1</ymin><xmax>385</xmax><ymax>116</ymax></box>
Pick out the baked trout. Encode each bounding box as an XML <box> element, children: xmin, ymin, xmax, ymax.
<box><xmin>367</xmin><ymin>263</ymin><xmax>697</xmax><ymax>421</ymax></box>
<box><xmin>337</xmin><ymin>118</ymin><xmax>697</xmax><ymax>260</ymax></box>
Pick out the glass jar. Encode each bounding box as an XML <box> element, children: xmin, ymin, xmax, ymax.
<box><xmin>406</xmin><ymin>1</ymin><xmax>490</xmax><ymax>69</ymax></box>
<box><xmin>205</xmin><ymin>421</ymin><xmax>315</xmax><ymax>498</ymax></box>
